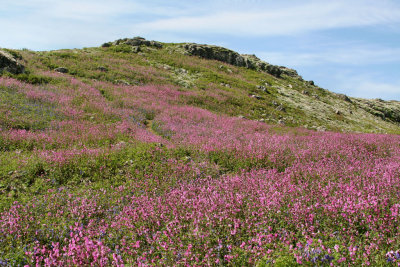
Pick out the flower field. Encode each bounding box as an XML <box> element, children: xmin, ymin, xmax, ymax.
<box><xmin>1</xmin><ymin>46</ymin><xmax>400</xmax><ymax>266</ymax></box>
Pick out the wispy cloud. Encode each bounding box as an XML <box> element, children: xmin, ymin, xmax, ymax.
<box><xmin>340</xmin><ymin>78</ymin><xmax>400</xmax><ymax>100</ymax></box>
<box><xmin>133</xmin><ymin>0</ymin><xmax>400</xmax><ymax>37</ymax></box>
<box><xmin>2</xmin><ymin>0</ymin><xmax>400</xmax><ymax>50</ymax></box>
<box><xmin>258</xmin><ymin>46</ymin><xmax>400</xmax><ymax>67</ymax></box>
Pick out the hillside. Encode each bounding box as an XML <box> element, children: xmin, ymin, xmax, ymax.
<box><xmin>1</xmin><ymin>37</ymin><xmax>400</xmax><ymax>266</ymax></box>
<box><xmin>1</xmin><ymin>36</ymin><xmax>400</xmax><ymax>134</ymax></box>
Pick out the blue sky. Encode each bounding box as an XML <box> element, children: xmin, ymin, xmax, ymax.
<box><xmin>1</xmin><ymin>0</ymin><xmax>400</xmax><ymax>100</ymax></box>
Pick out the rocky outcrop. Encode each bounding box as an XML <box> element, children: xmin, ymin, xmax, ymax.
<box><xmin>353</xmin><ymin>98</ymin><xmax>400</xmax><ymax>123</ymax></box>
<box><xmin>334</xmin><ymin>93</ymin><xmax>352</xmax><ymax>103</ymax></box>
<box><xmin>124</xmin><ymin>37</ymin><xmax>163</xmax><ymax>48</ymax></box>
<box><xmin>0</xmin><ymin>50</ymin><xmax>25</xmax><ymax>74</ymax></box>
<box><xmin>241</xmin><ymin>54</ymin><xmax>282</xmax><ymax>77</ymax></box>
<box><xmin>183</xmin><ymin>43</ymin><xmax>302</xmax><ymax>79</ymax></box>
<box><xmin>184</xmin><ymin>43</ymin><xmax>246</xmax><ymax>67</ymax></box>
<box><xmin>103</xmin><ymin>37</ymin><xmax>163</xmax><ymax>49</ymax></box>
<box><xmin>278</xmin><ymin>66</ymin><xmax>302</xmax><ymax>79</ymax></box>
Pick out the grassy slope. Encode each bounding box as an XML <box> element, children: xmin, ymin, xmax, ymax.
<box><xmin>6</xmin><ymin>43</ymin><xmax>400</xmax><ymax>134</ymax></box>
<box><xmin>0</xmin><ymin>42</ymin><xmax>400</xmax><ymax>265</ymax></box>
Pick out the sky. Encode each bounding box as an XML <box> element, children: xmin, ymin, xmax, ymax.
<box><xmin>1</xmin><ymin>0</ymin><xmax>400</xmax><ymax>100</ymax></box>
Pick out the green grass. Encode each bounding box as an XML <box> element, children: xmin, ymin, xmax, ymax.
<box><xmin>0</xmin><ymin>85</ymin><xmax>62</xmax><ymax>131</ymax></box>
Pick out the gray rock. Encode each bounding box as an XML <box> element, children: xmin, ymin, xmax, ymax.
<box><xmin>125</xmin><ymin>37</ymin><xmax>147</xmax><ymax>46</ymax></box>
<box><xmin>256</xmin><ymin>85</ymin><xmax>269</xmax><ymax>93</ymax></box>
<box><xmin>54</xmin><ymin>67</ymin><xmax>68</xmax><ymax>73</ymax></box>
<box><xmin>185</xmin><ymin>43</ymin><xmax>244</xmax><ymax>66</ymax></box>
<box><xmin>279</xmin><ymin>67</ymin><xmax>301</xmax><ymax>79</ymax></box>
<box><xmin>250</xmin><ymin>94</ymin><xmax>261</xmax><ymax>100</ymax></box>
<box><xmin>336</xmin><ymin>93</ymin><xmax>352</xmax><ymax>103</ymax></box>
<box><xmin>276</xmin><ymin>105</ymin><xmax>286</xmax><ymax>112</ymax></box>
<box><xmin>122</xmin><ymin>37</ymin><xmax>163</xmax><ymax>48</ymax></box>
<box><xmin>97</xmin><ymin>66</ymin><xmax>108</xmax><ymax>72</ymax></box>
<box><xmin>149</xmin><ymin>41</ymin><xmax>163</xmax><ymax>48</ymax></box>
<box><xmin>131</xmin><ymin>46</ymin><xmax>141</xmax><ymax>53</ymax></box>
<box><xmin>115</xmin><ymin>79</ymin><xmax>130</xmax><ymax>85</ymax></box>
<box><xmin>0</xmin><ymin>50</ymin><xmax>25</xmax><ymax>74</ymax></box>
<box><xmin>183</xmin><ymin>44</ymin><xmax>284</xmax><ymax>77</ymax></box>
<box><xmin>242</xmin><ymin>54</ymin><xmax>283</xmax><ymax>77</ymax></box>
<box><xmin>106</xmin><ymin>37</ymin><xmax>163</xmax><ymax>49</ymax></box>
<box><xmin>220</xmin><ymin>83</ymin><xmax>231</xmax><ymax>88</ymax></box>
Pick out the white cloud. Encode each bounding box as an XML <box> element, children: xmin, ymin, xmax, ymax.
<box><xmin>258</xmin><ymin>46</ymin><xmax>400</xmax><ymax>67</ymax></box>
<box><xmin>307</xmin><ymin>70</ymin><xmax>400</xmax><ymax>100</ymax></box>
<box><xmin>341</xmin><ymin>79</ymin><xmax>400</xmax><ymax>100</ymax></box>
<box><xmin>1</xmin><ymin>0</ymin><xmax>400</xmax><ymax>50</ymax></box>
<box><xmin>132</xmin><ymin>0</ymin><xmax>400</xmax><ymax>37</ymax></box>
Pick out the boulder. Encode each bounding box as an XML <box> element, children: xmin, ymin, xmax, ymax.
<box><xmin>97</xmin><ymin>66</ymin><xmax>108</xmax><ymax>72</ymax></box>
<box><xmin>279</xmin><ymin>66</ymin><xmax>301</xmax><ymax>79</ymax></box>
<box><xmin>0</xmin><ymin>50</ymin><xmax>25</xmax><ymax>74</ymax></box>
<box><xmin>256</xmin><ymin>85</ymin><xmax>269</xmax><ymax>93</ymax></box>
<box><xmin>54</xmin><ymin>67</ymin><xmax>68</xmax><ymax>73</ymax></box>
<box><xmin>250</xmin><ymin>94</ymin><xmax>262</xmax><ymax>100</ymax></box>
<box><xmin>242</xmin><ymin>54</ymin><xmax>282</xmax><ymax>77</ymax></box>
<box><xmin>276</xmin><ymin>105</ymin><xmax>286</xmax><ymax>112</ymax></box>
<box><xmin>101</xmin><ymin>42</ymin><xmax>112</xmax><ymax>47</ymax></box>
<box><xmin>184</xmin><ymin>43</ymin><xmax>245</xmax><ymax>67</ymax></box>
<box><xmin>131</xmin><ymin>46</ymin><xmax>141</xmax><ymax>53</ymax></box>
<box><xmin>336</xmin><ymin>93</ymin><xmax>352</xmax><ymax>103</ymax></box>
<box><xmin>116</xmin><ymin>37</ymin><xmax>163</xmax><ymax>49</ymax></box>
<box><xmin>125</xmin><ymin>37</ymin><xmax>146</xmax><ymax>46</ymax></box>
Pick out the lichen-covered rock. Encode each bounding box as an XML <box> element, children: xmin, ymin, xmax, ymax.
<box><xmin>242</xmin><ymin>54</ymin><xmax>283</xmax><ymax>77</ymax></box>
<box><xmin>183</xmin><ymin>44</ymin><xmax>287</xmax><ymax>78</ymax></box>
<box><xmin>335</xmin><ymin>93</ymin><xmax>352</xmax><ymax>103</ymax></box>
<box><xmin>353</xmin><ymin>98</ymin><xmax>400</xmax><ymax>123</ymax></box>
<box><xmin>130</xmin><ymin>46</ymin><xmax>140</xmax><ymax>53</ymax></box>
<box><xmin>279</xmin><ymin>66</ymin><xmax>301</xmax><ymax>79</ymax></box>
<box><xmin>54</xmin><ymin>67</ymin><xmax>68</xmax><ymax>73</ymax></box>
<box><xmin>184</xmin><ymin>43</ymin><xmax>246</xmax><ymax>67</ymax></box>
<box><xmin>97</xmin><ymin>66</ymin><xmax>108</xmax><ymax>72</ymax></box>
<box><xmin>0</xmin><ymin>50</ymin><xmax>25</xmax><ymax>74</ymax></box>
<box><xmin>109</xmin><ymin>37</ymin><xmax>163</xmax><ymax>49</ymax></box>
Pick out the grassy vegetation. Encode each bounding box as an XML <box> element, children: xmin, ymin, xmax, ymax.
<box><xmin>0</xmin><ymin>41</ymin><xmax>400</xmax><ymax>265</ymax></box>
